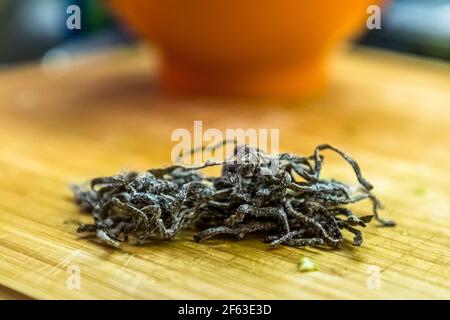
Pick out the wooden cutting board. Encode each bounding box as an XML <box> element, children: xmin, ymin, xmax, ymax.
<box><xmin>0</xmin><ymin>45</ymin><xmax>449</xmax><ymax>299</ymax></box>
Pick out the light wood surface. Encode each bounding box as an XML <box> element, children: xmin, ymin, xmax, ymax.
<box><xmin>0</xmin><ymin>45</ymin><xmax>449</xmax><ymax>299</ymax></box>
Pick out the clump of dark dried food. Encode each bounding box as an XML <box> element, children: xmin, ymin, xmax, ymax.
<box><xmin>72</xmin><ymin>144</ymin><xmax>395</xmax><ymax>248</ymax></box>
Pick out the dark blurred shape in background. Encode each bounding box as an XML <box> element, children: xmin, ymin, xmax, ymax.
<box><xmin>0</xmin><ymin>0</ymin><xmax>132</xmax><ymax>67</ymax></box>
<box><xmin>0</xmin><ymin>0</ymin><xmax>449</xmax><ymax>68</ymax></box>
<box><xmin>358</xmin><ymin>0</ymin><xmax>450</xmax><ymax>60</ymax></box>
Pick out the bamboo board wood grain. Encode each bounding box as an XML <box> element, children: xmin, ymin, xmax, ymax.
<box><xmin>0</xmin><ymin>45</ymin><xmax>449</xmax><ymax>299</ymax></box>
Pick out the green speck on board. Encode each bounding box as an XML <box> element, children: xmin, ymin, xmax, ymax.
<box><xmin>412</xmin><ymin>186</ymin><xmax>427</xmax><ymax>197</ymax></box>
<box><xmin>297</xmin><ymin>257</ymin><xmax>318</xmax><ymax>273</ymax></box>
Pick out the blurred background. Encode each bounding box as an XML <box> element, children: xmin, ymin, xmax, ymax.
<box><xmin>0</xmin><ymin>0</ymin><xmax>449</xmax><ymax>69</ymax></box>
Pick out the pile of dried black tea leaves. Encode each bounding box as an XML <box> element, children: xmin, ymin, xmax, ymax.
<box><xmin>72</xmin><ymin>144</ymin><xmax>394</xmax><ymax>249</ymax></box>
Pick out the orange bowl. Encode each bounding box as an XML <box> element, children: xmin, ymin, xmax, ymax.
<box><xmin>108</xmin><ymin>0</ymin><xmax>381</xmax><ymax>98</ymax></box>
